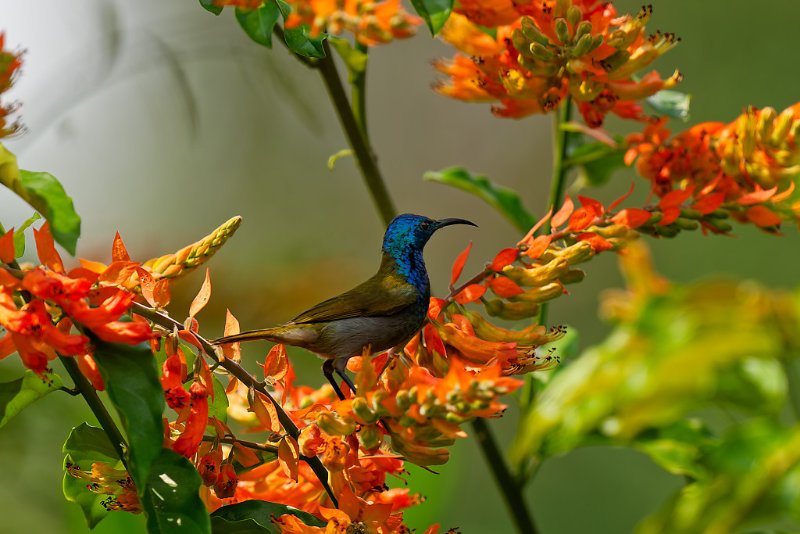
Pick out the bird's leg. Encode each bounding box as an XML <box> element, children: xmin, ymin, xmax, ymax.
<box><xmin>322</xmin><ymin>359</ymin><xmax>346</xmax><ymax>401</ymax></box>
<box><xmin>334</xmin><ymin>357</ymin><xmax>358</xmax><ymax>397</ymax></box>
<box><xmin>376</xmin><ymin>346</ymin><xmax>399</xmax><ymax>381</ymax></box>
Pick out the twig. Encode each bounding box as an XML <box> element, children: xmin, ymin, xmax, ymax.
<box><xmin>471</xmin><ymin>418</ymin><xmax>538</xmax><ymax>534</ymax></box>
<box><xmin>201</xmin><ymin>435</ymin><xmax>278</xmax><ymax>454</ymax></box>
<box><xmin>131</xmin><ymin>301</ymin><xmax>338</xmax><ymax>507</ymax></box>
<box><xmin>59</xmin><ymin>356</ymin><xmax>130</xmax><ymax>471</ymax></box>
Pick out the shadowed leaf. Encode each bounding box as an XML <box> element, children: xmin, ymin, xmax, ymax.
<box><xmin>211</xmin><ymin>500</ymin><xmax>325</xmax><ymax>533</ymax></box>
<box><xmin>0</xmin><ymin>369</ymin><xmax>62</xmax><ymax>428</ymax></box>
<box><xmin>409</xmin><ymin>0</ymin><xmax>453</xmax><ymax>34</ymax></box>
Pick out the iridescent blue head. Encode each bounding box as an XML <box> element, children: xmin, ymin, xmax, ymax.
<box><xmin>381</xmin><ymin>214</ymin><xmax>476</xmax><ymax>287</ymax></box>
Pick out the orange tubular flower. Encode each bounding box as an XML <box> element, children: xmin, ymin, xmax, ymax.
<box><xmin>626</xmin><ymin>103</ymin><xmax>800</xmax><ymax>230</ymax></box>
<box><xmin>435</xmin><ymin>1</ymin><xmax>680</xmax><ymax>125</ymax></box>
<box><xmin>172</xmin><ymin>380</ymin><xmax>210</xmax><ymax>458</ymax></box>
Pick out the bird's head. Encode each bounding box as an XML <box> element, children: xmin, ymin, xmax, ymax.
<box><xmin>382</xmin><ymin>214</ymin><xmax>477</xmax><ymax>256</ymax></box>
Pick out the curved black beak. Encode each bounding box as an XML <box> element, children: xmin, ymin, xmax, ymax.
<box><xmin>434</xmin><ymin>217</ymin><xmax>478</xmax><ymax>230</ymax></box>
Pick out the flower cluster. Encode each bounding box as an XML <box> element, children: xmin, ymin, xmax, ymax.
<box><xmin>66</xmin><ymin>461</ymin><xmax>141</xmax><ymax>513</ymax></box>
<box><xmin>626</xmin><ymin>104</ymin><xmax>800</xmax><ymax>231</ymax></box>
<box><xmin>0</xmin><ymin>224</ymin><xmax>152</xmax><ymax>379</ymax></box>
<box><xmin>435</xmin><ymin>1</ymin><xmax>680</xmax><ymax>124</ymax></box>
<box><xmin>0</xmin><ymin>33</ymin><xmax>21</xmax><ymax>137</ymax></box>
<box><xmin>218</xmin><ymin>0</ymin><xmax>421</xmax><ymax>46</ymax></box>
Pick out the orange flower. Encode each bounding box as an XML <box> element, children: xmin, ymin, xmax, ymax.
<box><xmin>284</xmin><ymin>0</ymin><xmax>421</xmax><ymax>46</ymax></box>
<box><xmin>172</xmin><ymin>380</ymin><xmax>210</xmax><ymax>458</ymax></box>
<box><xmin>435</xmin><ymin>2</ymin><xmax>680</xmax><ymax>125</ymax></box>
<box><xmin>626</xmin><ymin>103</ymin><xmax>800</xmax><ymax>230</ymax></box>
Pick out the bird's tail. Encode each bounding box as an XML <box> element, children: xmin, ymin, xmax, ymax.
<box><xmin>211</xmin><ymin>324</ymin><xmax>316</xmax><ymax>346</ymax></box>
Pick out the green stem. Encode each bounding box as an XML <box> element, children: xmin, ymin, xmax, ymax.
<box><xmin>471</xmin><ymin>418</ymin><xmax>539</xmax><ymax>534</ymax></box>
<box><xmin>59</xmin><ymin>356</ymin><xmax>129</xmax><ymax>470</ymax></box>
<box><xmin>316</xmin><ymin>40</ymin><xmax>396</xmax><ymax>226</ymax></box>
<box><xmin>538</xmin><ymin>97</ymin><xmax>573</xmax><ymax>326</ymax></box>
<box><xmin>351</xmin><ymin>42</ymin><xmax>369</xmax><ymax>139</ymax></box>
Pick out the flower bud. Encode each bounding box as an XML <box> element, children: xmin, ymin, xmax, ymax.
<box><xmin>530</xmin><ymin>42</ymin><xmax>556</xmax><ymax>61</ymax></box>
<box><xmin>358</xmin><ymin>424</ymin><xmax>382</xmax><ymax>451</ymax></box>
<box><xmin>566</xmin><ymin>5</ymin><xmax>582</xmax><ymax>28</ymax></box>
<box><xmin>352</xmin><ymin>396</ymin><xmax>379</xmax><ymax>424</ymax></box>
<box><xmin>571</xmin><ymin>33</ymin><xmax>594</xmax><ymax>58</ymax></box>
<box><xmin>484</xmin><ymin>298</ymin><xmax>540</xmax><ymax>320</ymax></box>
<box><xmin>521</xmin><ymin>17</ymin><xmax>550</xmax><ymax>46</ymax></box>
<box><xmin>512</xmin><ymin>29</ymin><xmax>534</xmax><ymax>57</ymax></box>
<box><xmin>317</xmin><ymin>412</ymin><xmax>356</xmax><ymax>436</ymax></box>
<box><xmin>559</xmin><ymin>268</ymin><xmax>585</xmax><ymax>285</ymax></box>
<box><xmin>511</xmin><ymin>282</ymin><xmax>564</xmax><ymax>303</ymax></box>
<box><xmin>573</xmin><ymin>20</ymin><xmax>592</xmax><ymax>42</ymax></box>
<box><xmin>554</xmin><ymin>18</ymin><xmax>570</xmax><ymax>44</ymax></box>
<box><xmin>673</xmin><ymin>217</ymin><xmax>699</xmax><ymax>231</ymax></box>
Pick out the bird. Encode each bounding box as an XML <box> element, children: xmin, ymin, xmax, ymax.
<box><xmin>212</xmin><ymin>213</ymin><xmax>476</xmax><ymax>400</ymax></box>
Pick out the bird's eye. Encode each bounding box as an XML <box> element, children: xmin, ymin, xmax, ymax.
<box><xmin>420</xmin><ymin>221</ymin><xmax>430</xmax><ymax>229</ymax></box>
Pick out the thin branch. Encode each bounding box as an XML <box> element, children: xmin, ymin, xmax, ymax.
<box><xmin>350</xmin><ymin>42</ymin><xmax>369</xmax><ymax>138</ymax></box>
<box><xmin>131</xmin><ymin>301</ymin><xmax>338</xmax><ymax>507</ymax></box>
<box><xmin>316</xmin><ymin>40</ymin><xmax>396</xmax><ymax>226</ymax></box>
<box><xmin>59</xmin><ymin>356</ymin><xmax>130</xmax><ymax>471</ymax></box>
<box><xmin>202</xmin><ymin>435</ymin><xmax>278</xmax><ymax>454</ymax></box>
<box><xmin>471</xmin><ymin>418</ymin><xmax>538</xmax><ymax>534</ymax></box>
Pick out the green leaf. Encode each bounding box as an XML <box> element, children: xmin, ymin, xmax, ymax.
<box><xmin>328</xmin><ymin>37</ymin><xmax>367</xmax><ymax>75</ymax></box>
<box><xmin>12</xmin><ymin>212</ymin><xmax>41</xmax><ymax>258</ymax></box>
<box><xmin>199</xmin><ymin>0</ymin><xmax>223</xmax><ymax>15</ymax></box>
<box><xmin>142</xmin><ymin>449</ymin><xmax>211</xmax><ymax>534</ymax></box>
<box><xmin>208</xmin><ymin>374</ymin><xmax>229</xmax><ymax>423</ymax></box>
<box><xmin>409</xmin><ymin>0</ymin><xmax>453</xmax><ymax>34</ymax></box>
<box><xmin>647</xmin><ymin>89</ymin><xmax>691</xmax><ymax>121</ymax></box>
<box><xmin>632</xmin><ymin>419</ymin><xmax>714</xmax><ymax>480</ymax></box>
<box><xmin>93</xmin><ymin>339</ymin><xmax>164</xmax><ymax>492</ymax></box>
<box><xmin>0</xmin><ymin>144</ymin><xmax>82</xmax><ymax>254</ymax></box>
<box><xmin>0</xmin><ymin>369</ymin><xmax>62</xmax><ymax>428</ymax></box>
<box><xmin>271</xmin><ymin>0</ymin><xmax>327</xmax><ymax>58</ymax></box>
<box><xmin>424</xmin><ymin>167</ymin><xmax>535</xmax><ymax>233</ymax></box>
<box><xmin>565</xmin><ymin>139</ymin><xmax>627</xmax><ymax>188</ymax></box>
<box><xmin>235</xmin><ymin>4</ymin><xmax>281</xmax><ymax>48</ymax></box>
<box><xmin>211</xmin><ymin>500</ymin><xmax>325</xmax><ymax>533</ymax></box>
<box><xmin>62</xmin><ymin>424</ymin><xmax>122</xmax><ymax>528</ymax></box>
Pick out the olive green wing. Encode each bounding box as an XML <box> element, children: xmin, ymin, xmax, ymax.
<box><xmin>291</xmin><ymin>273</ymin><xmax>418</xmax><ymax>324</ymax></box>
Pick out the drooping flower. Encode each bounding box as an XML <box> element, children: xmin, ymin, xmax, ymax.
<box><xmin>66</xmin><ymin>461</ymin><xmax>141</xmax><ymax>513</ymax></box>
<box><xmin>435</xmin><ymin>2</ymin><xmax>680</xmax><ymax>125</ymax></box>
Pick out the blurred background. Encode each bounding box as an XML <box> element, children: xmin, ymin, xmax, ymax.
<box><xmin>1</xmin><ymin>0</ymin><xmax>799</xmax><ymax>531</ymax></box>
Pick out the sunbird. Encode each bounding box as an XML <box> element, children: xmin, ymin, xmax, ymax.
<box><xmin>212</xmin><ymin>213</ymin><xmax>476</xmax><ymax>399</ymax></box>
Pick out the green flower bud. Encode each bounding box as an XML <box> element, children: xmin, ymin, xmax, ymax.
<box><xmin>571</xmin><ymin>32</ymin><xmax>594</xmax><ymax>57</ymax></box>
<box><xmin>352</xmin><ymin>396</ymin><xmax>379</xmax><ymax>424</ymax></box>
<box><xmin>521</xmin><ymin>17</ymin><xmax>550</xmax><ymax>45</ymax></box>
<box><xmin>566</xmin><ymin>5</ymin><xmax>582</xmax><ymax>28</ymax></box>
<box><xmin>530</xmin><ymin>42</ymin><xmax>556</xmax><ymax>61</ymax></box>
<box><xmin>554</xmin><ymin>18</ymin><xmax>570</xmax><ymax>44</ymax></box>
<box><xmin>574</xmin><ymin>20</ymin><xmax>592</xmax><ymax>42</ymax></box>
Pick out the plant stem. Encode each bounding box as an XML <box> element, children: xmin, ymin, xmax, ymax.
<box><xmin>538</xmin><ymin>97</ymin><xmax>573</xmax><ymax>326</ymax></box>
<box><xmin>59</xmin><ymin>356</ymin><xmax>129</xmax><ymax>470</ymax></box>
<box><xmin>471</xmin><ymin>418</ymin><xmax>539</xmax><ymax>534</ymax></box>
<box><xmin>351</xmin><ymin>42</ymin><xmax>369</xmax><ymax>139</ymax></box>
<box><xmin>131</xmin><ymin>302</ymin><xmax>338</xmax><ymax>508</ymax></box>
<box><xmin>316</xmin><ymin>40</ymin><xmax>396</xmax><ymax>226</ymax></box>
<box><xmin>201</xmin><ymin>435</ymin><xmax>278</xmax><ymax>454</ymax></box>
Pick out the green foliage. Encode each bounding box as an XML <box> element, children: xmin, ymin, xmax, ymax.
<box><xmin>328</xmin><ymin>37</ymin><xmax>367</xmax><ymax>76</ymax></box>
<box><xmin>639</xmin><ymin>420</ymin><xmax>800</xmax><ymax>533</ymax></box>
<box><xmin>646</xmin><ymin>90</ymin><xmax>692</xmax><ymax>122</ymax></box>
<box><xmin>565</xmin><ymin>140</ymin><xmax>627</xmax><ymax>187</ymax></box>
<box><xmin>511</xmin><ymin>276</ymin><xmax>800</xmax><ymax>476</ymax></box>
<box><xmin>62</xmin><ymin>424</ymin><xmax>122</xmax><ymax>528</ymax></box>
<box><xmin>198</xmin><ymin>0</ymin><xmax>224</xmax><ymax>15</ymax></box>
<box><xmin>142</xmin><ymin>449</ymin><xmax>211</xmax><ymax>534</ymax></box>
<box><xmin>424</xmin><ymin>166</ymin><xmax>536</xmax><ymax>233</ymax></box>
<box><xmin>92</xmin><ymin>340</ymin><xmax>165</xmax><ymax>493</ymax></box>
<box><xmin>274</xmin><ymin>0</ymin><xmax>326</xmax><ymax>58</ymax></box>
<box><xmin>0</xmin><ymin>369</ymin><xmax>62</xmax><ymax>428</ymax></box>
<box><xmin>12</xmin><ymin>212</ymin><xmax>41</xmax><ymax>257</ymax></box>
<box><xmin>0</xmin><ymin>144</ymin><xmax>82</xmax><ymax>255</ymax></box>
<box><xmin>210</xmin><ymin>500</ymin><xmax>326</xmax><ymax>533</ymax></box>
<box><xmin>235</xmin><ymin>4</ymin><xmax>281</xmax><ymax>48</ymax></box>
<box><xmin>209</xmin><ymin>374</ymin><xmax>229</xmax><ymax>423</ymax></box>
<box><xmin>409</xmin><ymin>0</ymin><xmax>453</xmax><ymax>35</ymax></box>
